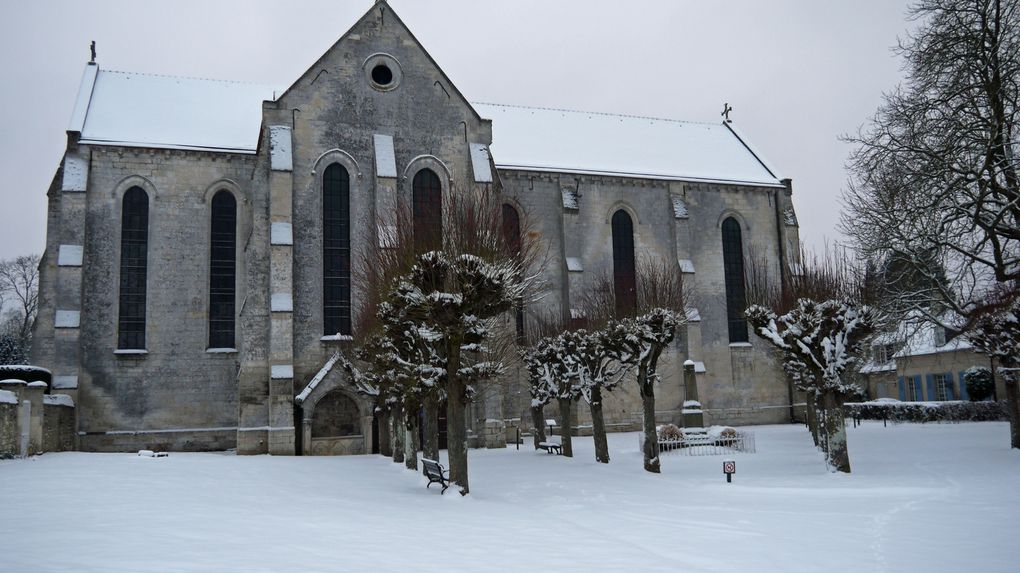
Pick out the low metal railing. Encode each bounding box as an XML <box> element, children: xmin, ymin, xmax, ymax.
<box><xmin>644</xmin><ymin>431</ymin><xmax>756</xmax><ymax>456</ymax></box>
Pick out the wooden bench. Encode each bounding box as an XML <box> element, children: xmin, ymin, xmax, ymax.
<box><xmin>421</xmin><ymin>458</ymin><xmax>450</xmax><ymax>494</ymax></box>
<box><xmin>537</xmin><ymin>441</ymin><xmax>562</xmax><ymax>455</ymax></box>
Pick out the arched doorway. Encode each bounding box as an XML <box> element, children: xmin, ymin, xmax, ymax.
<box><xmin>308</xmin><ymin>390</ymin><xmax>366</xmax><ymax>455</ymax></box>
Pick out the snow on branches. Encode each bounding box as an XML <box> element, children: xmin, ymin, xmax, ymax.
<box><xmin>967</xmin><ymin>297</ymin><xmax>1020</xmax><ymax>369</ymax></box>
<box><xmin>746</xmin><ymin>299</ymin><xmax>876</xmax><ymax>396</ymax></box>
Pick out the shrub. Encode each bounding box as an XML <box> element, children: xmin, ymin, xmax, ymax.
<box><xmin>657</xmin><ymin>424</ymin><xmax>682</xmax><ymax>441</ymax></box>
<box><xmin>844</xmin><ymin>400</ymin><xmax>1008</xmax><ymax>423</ymax></box>
<box><xmin>963</xmin><ymin>366</ymin><xmax>995</xmax><ymax>401</ymax></box>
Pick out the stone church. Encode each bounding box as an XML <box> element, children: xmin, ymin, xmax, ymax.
<box><xmin>32</xmin><ymin>1</ymin><xmax>801</xmax><ymax>455</ymax></box>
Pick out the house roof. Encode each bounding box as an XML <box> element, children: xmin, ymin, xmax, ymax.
<box><xmin>67</xmin><ymin>67</ymin><xmax>785</xmax><ymax>186</ymax></box>
<box><xmin>474</xmin><ymin>103</ymin><xmax>784</xmax><ymax>187</ymax></box>
<box><xmin>71</xmin><ymin>66</ymin><xmax>280</xmax><ymax>154</ymax></box>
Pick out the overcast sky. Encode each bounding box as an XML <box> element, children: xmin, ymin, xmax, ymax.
<box><xmin>0</xmin><ymin>0</ymin><xmax>915</xmax><ymax>261</ymax></box>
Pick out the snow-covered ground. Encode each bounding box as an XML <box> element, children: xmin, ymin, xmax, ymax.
<box><xmin>2</xmin><ymin>422</ymin><xmax>1017</xmax><ymax>573</ymax></box>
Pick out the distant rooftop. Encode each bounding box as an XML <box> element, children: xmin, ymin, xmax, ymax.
<box><xmin>68</xmin><ymin>66</ymin><xmax>784</xmax><ymax>185</ymax></box>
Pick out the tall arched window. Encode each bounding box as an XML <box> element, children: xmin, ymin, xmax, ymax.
<box><xmin>118</xmin><ymin>186</ymin><xmax>149</xmax><ymax>350</ymax></box>
<box><xmin>501</xmin><ymin>203</ymin><xmax>522</xmax><ymax>256</ymax></box>
<box><xmin>721</xmin><ymin>217</ymin><xmax>749</xmax><ymax>342</ymax></box>
<box><xmin>323</xmin><ymin>163</ymin><xmax>352</xmax><ymax>336</ymax></box>
<box><xmin>502</xmin><ymin>203</ymin><xmax>524</xmax><ymax>341</ymax></box>
<box><xmin>611</xmin><ymin>209</ymin><xmax>636</xmax><ymax>316</ymax></box>
<box><xmin>209</xmin><ymin>191</ymin><xmax>237</xmax><ymax>348</ymax></box>
<box><xmin>412</xmin><ymin>168</ymin><xmax>442</xmax><ymax>253</ymax></box>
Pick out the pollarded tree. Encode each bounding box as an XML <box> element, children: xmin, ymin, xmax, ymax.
<box><xmin>746</xmin><ymin>300</ymin><xmax>877</xmax><ymax>473</ymax></box>
<box><xmin>522</xmin><ymin>337</ymin><xmax>556</xmax><ymax>450</ymax></box>
<box><xmin>394</xmin><ymin>251</ymin><xmax>524</xmax><ymax>494</ymax></box>
<box><xmin>588</xmin><ymin>256</ymin><xmax>688</xmax><ymax>474</ymax></box>
<box><xmin>560</xmin><ymin>324</ymin><xmax>635</xmax><ymax>464</ymax></box>
<box><xmin>522</xmin><ymin>332</ymin><xmax>580</xmax><ymax>457</ymax></box>
<box><xmin>618</xmin><ymin>308</ymin><xmax>687</xmax><ymax>473</ymax></box>
<box><xmin>358</xmin><ymin>184</ymin><xmax>547</xmax><ymax>469</ymax></box>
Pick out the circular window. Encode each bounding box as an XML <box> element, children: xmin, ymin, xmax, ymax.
<box><xmin>363</xmin><ymin>53</ymin><xmax>402</xmax><ymax>92</ymax></box>
<box><xmin>371</xmin><ymin>64</ymin><xmax>393</xmax><ymax>87</ymax></box>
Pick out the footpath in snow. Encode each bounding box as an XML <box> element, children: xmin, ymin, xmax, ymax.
<box><xmin>1</xmin><ymin>422</ymin><xmax>1018</xmax><ymax>573</ymax></box>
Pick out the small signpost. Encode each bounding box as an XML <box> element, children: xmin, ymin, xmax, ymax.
<box><xmin>723</xmin><ymin>459</ymin><xmax>736</xmax><ymax>483</ymax></box>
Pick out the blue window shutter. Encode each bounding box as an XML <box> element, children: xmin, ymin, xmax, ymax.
<box><xmin>959</xmin><ymin>371</ymin><xmax>969</xmax><ymax>401</ymax></box>
<box><xmin>945</xmin><ymin>373</ymin><xmax>955</xmax><ymax>400</ymax></box>
<box><xmin>898</xmin><ymin>377</ymin><xmax>906</xmax><ymax>401</ymax></box>
<box><xmin>914</xmin><ymin>375</ymin><xmax>924</xmax><ymax>401</ymax></box>
<box><xmin>926</xmin><ymin>374</ymin><xmax>935</xmax><ymax>401</ymax></box>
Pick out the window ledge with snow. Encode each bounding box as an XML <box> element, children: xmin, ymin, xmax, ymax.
<box><xmin>206</xmin><ymin>348</ymin><xmax>237</xmax><ymax>354</ymax></box>
<box><xmin>320</xmin><ymin>335</ymin><xmax>354</xmax><ymax>343</ymax></box>
<box><xmin>114</xmin><ymin>349</ymin><xmax>148</xmax><ymax>356</ymax></box>
<box><xmin>729</xmin><ymin>342</ymin><xmax>752</xmax><ymax>348</ymax></box>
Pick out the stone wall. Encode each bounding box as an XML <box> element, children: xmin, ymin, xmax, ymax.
<box><xmin>43</xmin><ymin>400</ymin><xmax>76</xmax><ymax>452</ymax></box>
<box><xmin>0</xmin><ymin>393</ymin><xmax>17</xmax><ymax>457</ymax></box>
<box><xmin>0</xmin><ymin>384</ymin><xmax>76</xmax><ymax>457</ymax></box>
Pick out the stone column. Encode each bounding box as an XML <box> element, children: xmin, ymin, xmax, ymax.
<box><xmin>682</xmin><ymin>360</ymin><xmax>705</xmax><ymax>428</ymax></box>
<box><xmin>23</xmin><ymin>381</ymin><xmax>47</xmax><ymax>455</ymax></box>
<box><xmin>266</xmin><ymin>124</ymin><xmax>296</xmax><ymax>455</ymax></box>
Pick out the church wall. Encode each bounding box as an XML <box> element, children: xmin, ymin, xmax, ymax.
<box><xmin>499</xmin><ymin>170</ymin><xmax>793</xmax><ymax>430</ymax></box>
<box><xmin>681</xmin><ymin>182</ymin><xmax>790</xmax><ymax>425</ymax></box>
<box><xmin>253</xmin><ymin>4</ymin><xmax>496</xmax><ymax>453</ymax></box>
<box><xmin>71</xmin><ymin>146</ymin><xmax>261</xmax><ymax>452</ymax></box>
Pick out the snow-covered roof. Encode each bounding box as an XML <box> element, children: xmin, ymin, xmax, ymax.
<box><xmin>894</xmin><ymin>321</ymin><xmax>973</xmax><ymax>359</ymax></box>
<box><xmin>475</xmin><ymin>103</ymin><xmax>783</xmax><ymax>187</ymax></box>
<box><xmin>73</xmin><ymin>67</ymin><xmax>279</xmax><ymax>153</ymax></box>
<box><xmin>67</xmin><ymin>66</ymin><xmax>784</xmax><ymax>185</ymax></box>
<box><xmin>44</xmin><ymin>394</ymin><xmax>75</xmax><ymax>408</ymax></box>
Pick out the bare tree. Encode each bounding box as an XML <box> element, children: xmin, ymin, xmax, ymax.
<box><xmin>842</xmin><ymin>0</ymin><xmax>1020</xmax><ymax>446</ymax></box>
<box><xmin>0</xmin><ymin>254</ymin><xmax>40</xmax><ymax>359</ymax></box>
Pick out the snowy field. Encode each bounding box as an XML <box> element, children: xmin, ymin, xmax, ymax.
<box><xmin>2</xmin><ymin>422</ymin><xmax>1018</xmax><ymax>573</ymax></box>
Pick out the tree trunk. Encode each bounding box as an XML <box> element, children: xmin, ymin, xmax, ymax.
<box><xmin>805</xmin><ymin>390</ymin><xmax>820</xmax><ymax>448</ymax></box>
<box><xmin>1004</xmin><ymin>370</ymin><xmax>1020</xmax><ymax>449</ymax></box>
<box><xmin>446</xmin><ymin>342</ymin><xmax>469</xmax><ymax>495</ymax></box>
<box><xmin>422</xmin><ymin>395</ymin><xmax>440</xmax><ymax>461</ymax></box>
<box><xmin>640</xmin><ymin>375</ymin><xmax>660</xmax><ymax>473</ymax></box>
<box><xmin>404</xmin><ymin>407</ymin><xmax>419</xmax><ymax>471</ymax></box>
<box><xmin>820</xmin><ymin>390</ymin><xmax>851</xmax><ymax>473</ymax></box>
<box><xmin>557</xmin><ymin>397</ymin><xmax>573</xmax><ymax>457</ymax></box>
<box><xmin>530</xmin><ymin>404</ymin><xmax>546</xmax><ymax>449</ymax></box>
<box><xmin>391</xmin><ymin>401</ymin><xmax>404</xmax><ymax>464</ymax></box>
<box><xmin>590</xmin><ymin>385</ymin><xmax>609</xmax><ymax>464</ymax></box>
<box><xmin>378</xmin><ymin>410</ymin><xmax>392</xmax><ymax>457</ymax></box>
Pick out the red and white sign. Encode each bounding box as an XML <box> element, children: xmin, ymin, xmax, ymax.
<box><xmin>723</xmin><ymin>460</ymin><xmax>736</xmax><ymax>474</ymax></box>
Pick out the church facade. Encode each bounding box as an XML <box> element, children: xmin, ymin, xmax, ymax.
<box><xmin>32</xmin><ymin>1</ymin><xmax>801</xmax><ymax>455</ymax></box>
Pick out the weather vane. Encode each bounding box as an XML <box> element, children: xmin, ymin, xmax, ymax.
<box><xmin>721</xmin><ymin>102</ymin><xmax>733</xmax><ymax>123</ymax></box>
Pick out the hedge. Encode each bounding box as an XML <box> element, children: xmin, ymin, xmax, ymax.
<box><xmin>844</xmin><ymin>400</ymin><xmax>1008</xmax><ymax>423</ymax></box>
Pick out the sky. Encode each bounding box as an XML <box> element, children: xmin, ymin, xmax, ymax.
<box><xmin>0</xmin><ymin>0</ymin><xmax>915</xmax><ymax>261</ymax></box>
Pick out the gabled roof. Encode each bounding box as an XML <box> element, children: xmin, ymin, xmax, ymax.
<box><xmin>68</xmin><ymin>71</ymin><xmax>786</xmax><ymax>185</ymax></box>
<box><xmin>474</xmin><ymin>103</ymin><xmax>784</xmax><ymax>187</ymax></box>
<box><xmin>72</xmin><ymin>67</ymin><xmax>279</xmax><ymax>153</ymax></box>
